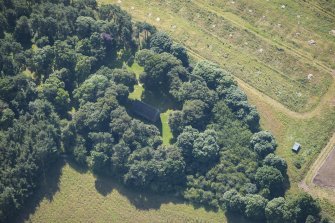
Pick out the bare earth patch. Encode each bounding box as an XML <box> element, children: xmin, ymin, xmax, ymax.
<box><xmin>313</xmin><ymin>146</ymin><xmax>335</xmax><ymax>188</ymax></box>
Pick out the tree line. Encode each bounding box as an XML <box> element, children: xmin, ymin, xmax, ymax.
<box><xmin>0</xmin><ymin>0</ymin><xmax>329</xmax><ymax>222</ymax></box>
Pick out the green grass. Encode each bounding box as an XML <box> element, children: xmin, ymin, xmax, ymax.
<box><xmin>127</xmin><ymin>62</ymin><xmax>144</xmax><ymax>80</ymax></box>
<box><xmin>127</xmin><ymin>62</ymin><xmax>144</xmax><ymax>100</ymax></box>
<box><xmin>128</xmin><ymin>84</ymin><xmax>144</xmax><ymax>100</ymax></box>
<box><xmin>160</xmin><ymin>110</ymin><xmax>173</xmax><ymax>145</ymax></box>
<box><xmin>23</xmin><ymin>161</ymin><xmax>231</xmax><ymax>223</ymax></box>
<box><xmin>22</xmin><ymin>69</ymin><xmax>34</xmax><ymax>79</ymax></box>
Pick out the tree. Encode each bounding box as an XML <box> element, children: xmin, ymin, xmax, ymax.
<box><xmin>75</xmin><ymin>55</ymin><xmax>95</xmax><ymax>83</ymax></box>
<box><xmin>139</xmin><ymin>52</ymin><xmax>181</xmax><ymax>92</ymax></box>
<box><xmin>73</xmin><ymin>74</ymin><xmax>109</xmax><ymax>105</ymax></box>
<box><xmin>0</xmin><ymin>14</ymin><xmax>7</xmax><ymax>38</ymax></box>
<box><xmin>110</xmin><ymin>106</ymin><xmax>132</xmax><ymax>138</ymax></box>
<box><xmin>30</xmin><ymin>45</ymin><xmax>55</xmax><ymax>79</ymax></box>
<box><xmin>76</xmin><ymin>16</ymin><xmax>98</xmax><ymax>38</ymax></box>
<box><xmin>182</xmin><ymin>99</ymin><xmax>210</xmax><ymax>130</ymax></box>
<box><xmin>89</xmin><ymin>151</ymin><xmax>109</xmax><ymax>174</ymax></box>
<box><xmin>305</xmin><ymin>215</ymin><xmax>317</xmax><ymax>223</ymax></box>
<box><xmin>122</xmin><ymin>119</ymin><xmax>162</xmax><ymax>151</ymax></box>
<box><xmin>192</xmin><ymin>129</ymin><xmax>219</xmax><ymax>164</ymax></box>
<box><xmin>0</xmin><ymin>102</ymin><xmax>15</xmax><ymax>129</ymax></box>
<box><xmin>171</xmin><ymin>43</ymin><xmax>189</xmax><ymax>67</ymax></box>
<box><xmin>263</xmin><ymin>153</ymin><xmax>288</xmax><ymax>174</ymax></box>
<box><xmin>244</xmin><ymin>194</ymin><xmax>268</xmax><ymax>220</ymax></box>
<box><xmin>220</xmin><ymin>85</ymin><xmax>260</xmax><ymax>132</ymax></box>
<box><xmin>89</xmin><ymin>132</ymin><xmax>114</xmax><ymax>156</ymax></box>
<box><xmin>74</xmin><ymin>96</ymin><xmax>118</xmax><ymax>134</ymax></box>
<box><xmin>222</xmin><ymin>189</ymin><xmax>246</xmax><ymax>214</ymax></box>
<box><xmin>255</xmin><ymin>166</ymin><xmax>284</xmax><ymax>196</ymax></box>
<box><xmin>135</xmin><ymin>21</ymin><xmax>156</xmax><ymax>47</ymax></box>
<box><xmin>110</xmin><ymin>69</ymin><xmax>137</xmax><ymax>91</ymax></box>
<box><xmin>124</xmin><ymin>145</ymin><xmax>185</xmax><ymax>191</ymax></box>
<box><xmin>104</xmin><ymin>82</ymin><xmax>130</xmax><ymax>104</ymax></box>
<box><xmin>0</xmin><ymin>75</ymin><xmax>37</xmax><ymax>112</ymax></box>
<box><xmin>168</xmin><ymin>110</ymin><xmax>184</xmax><ymax>138</ymax></box>
<box><xmin>123</xmin><ymin>147</ymin><xmax>155</xmax><ymax>188</ymax></box>
<box><xmin>13</xmin><ymin>16</ymin><xmax>32</xmax><ymax>47</ymax></box>
<box><xmin>41</xmin><ymin>75</ymin><xmax>70</xmax><ymax>116</ymax></box>
<box><xmin>54</xmin><ymin>40</ymin><xmax>77</xmax><ymax>71</ymax></box>
<box><xmin>149</xmin><ymin>31</ymin><xmax>173</xmax><ymax>53</ymax></box>
<box><xmin>289</xmin><ymin>193</ymin><xmax>321</xmax><ymax>223</ymax></box>
<box><xmin>176</xmin><ymin>126</ymin><xmax>199</xmax><ymax>162</ymax></box>
<box><xmin>111</xmin><ymin>141</ymin><xmax>131</xmax><ymax>174</ymax></box>
<box><xmin>135</xmin><ymin>49</ymin><xmax>155</xmax><ymax>66</ymax></box>
<box><xmin>73</xmin><ymin>137</ymin><xmax>87</xmax><ymax>165</ymax></box>
<box><xmin>150</xmin><ymin>145</ymin><xmax>186</xmax><ymax>191</ymax></box>
<box><xmin>192</xmin><ymin>60</ymin><xmax>231</xmax><ymax>89</ymax></box>
<box><xmin>265</xmin><ymin>197</ymin><xmax>297</xmax><ymax>223</ymax></box>
<box><xmin>177</xmin><ymin>79</ymin><xmax>218</xmax><ymax>107</ymax></box>
<box><xmin>250</xmin><ymin>131</ymin><xmax>277</xmax><ymax>158</ymax></box>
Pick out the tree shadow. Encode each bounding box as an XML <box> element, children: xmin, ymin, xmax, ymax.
<box><xmin>66</xmin><ymin>156</ymin><xmax>89</xmax><ymax>174</ymax></box>
<box><xmin>94</xmin><ymin>176</ymin><xmax>114</xmax><ymax>196</ymax></box>
<box><xmin>93</xmin><ymin>173</ymin><xmax>261</xmax><ymax>222</ymax></box>
<box><xmin>283</xmin><ymin>173</ymin><xmax>291</xmax><ymax>193</ymax></box>
<box><xmin>93</xmin><ymin>174</ymin><xmax>185</xmax><ymax>210</ymax></box>
<box><xmin>15</xmin><ymin>158</ymin><xmax>65</xmax><ymax>223</ymax></box>
<box><xmin>225</xmin><ymin>212</ymin><xmax>260</xmax><ymax>223</ymax></box>
<box><xmin>141</xmin><ymin>89</ymin><xmax>181</xmax><ymax>112</ymax></box>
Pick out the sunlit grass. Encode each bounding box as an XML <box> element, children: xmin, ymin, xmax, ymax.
<box><xmin>25</xmin><ymin>162</ymin><xmax>229</xmax><ymax>223</ymax></box>
<box><xmin>160</xmin><ymin>110</ymin><xmax>173</xmax><ymax>145</ymax></box>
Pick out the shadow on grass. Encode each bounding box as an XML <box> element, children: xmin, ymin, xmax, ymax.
<box><xmin>66</xmin><ymin>156</ymin><xmax>89</xmax><ymax>174</ymax></box>
<box><xmin>141</xmin><ymin>89</ymin><xmax>181</xmax><ymax>112</ymax></box>
<box><xmin>16</xmin><ymin>158</ymin><xmax>65</xmax><ymax>223</ymax></box>
<box><xmin>93</xmin><ymin>174</ymin><xmax>253</xmax><ymax>222</ymax></box>
<box><xmin>94</xmin><ymin>174</ymin><xmax>185</xmax><ymax>210</ymax></box>
<box><xmin>225</xmin><ymin>212</ymin><xmax>259</xmax><ymax>223</ymax></box>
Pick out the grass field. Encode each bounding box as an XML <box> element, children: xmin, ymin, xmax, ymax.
<box><xmin>25</xmin><ymin>0</ymin><xmax>335</xmax><ymax>222</ymax></box>
<box><xmin>21</xmin><ymin>160</ymin><xmax>238</xmax><ymax>223</ymax></box>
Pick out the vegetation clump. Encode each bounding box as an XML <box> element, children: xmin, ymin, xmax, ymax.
<box><xmin>0</xmin><ymin>0</ymin><xmax>327</xmax><ymax>222</ymax></box>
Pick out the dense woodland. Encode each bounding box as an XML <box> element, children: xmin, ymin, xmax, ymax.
<box><xmin>0</xmin><ymin>0</ymin><xmax>329</xmax><ymax>222</ymax></box>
